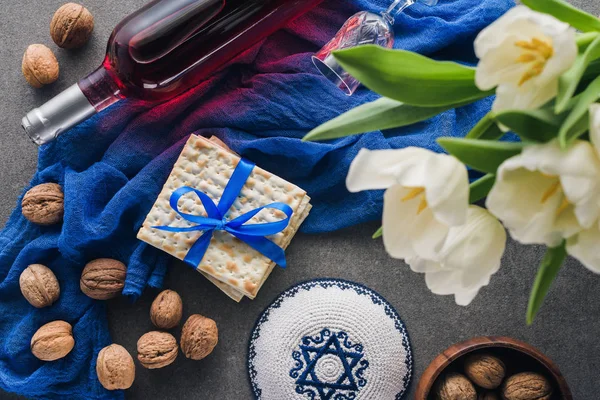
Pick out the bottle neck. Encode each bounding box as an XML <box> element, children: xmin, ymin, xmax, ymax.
<box><xmin>78</xmin><ymin>65</ymin><xmax>123</xmax><ymax>112</ymax></box>
<box><xmin>382</xmin><ymin>0</ymin><xmax>415</xmax><ymax>25</ymax></box>
<box><xmin>21</xmin><ymin>65</ymin><xmax>123</xmax><ymax>146</ymax></box>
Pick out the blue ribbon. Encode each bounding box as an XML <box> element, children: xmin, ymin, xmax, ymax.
<box><xmin>152</xmin><ymin>158</ymin><xmax>294</xmax><ymax>268</ymax></box>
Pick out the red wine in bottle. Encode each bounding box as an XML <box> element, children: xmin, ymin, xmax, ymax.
<box><xmin>22</xmin><ymin>0</ymin><xmax>324</xmax><ymax>145</ymax></box>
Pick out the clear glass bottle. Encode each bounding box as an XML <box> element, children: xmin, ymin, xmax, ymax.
<box><xmin>22</xmin><ymin>0</ymin><xmax>324</xmax><ymax>145</ymax></box>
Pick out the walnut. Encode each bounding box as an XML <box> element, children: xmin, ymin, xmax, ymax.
<box><xmin>80</xmin><ymin>259</ymin><xmax>127</xmax><ymax>300</ymax></box>
<box><xmin>96</xmin><ymin>344</ymin><xmax>135</xmax><ymax>390</ymax></box>
<box><xmin>21</xmin><ymin>183</ymin><xmax>64</xmax><ymax>225</ymax></box>
<box><xmin>150</xmin><ymin>290</ymin><xmax>183</xmax><ymax>329</ymax></box>
<box><xmin>19</xmin><ymin>264</ymin><xmax>60</xmax><ymax>308</ymax></box>
<box><xmin>50</xmin><ymin>3</ymin><xmax>94</xmax><ymax>49</ymax></box>
<box><xmin>180</xmin><ymin>314</ymin><xmax>218</xmax><ymax>360</ymax></box>
<box><xmin>478</xmin><ymin>391</ymin><xmax>500</xmax><ymax>400</ymax></box>
<box><xmin>464</xmin><ymin>353</ymin><xmax>506</xmax><ymax>389</ymax></box>
<box><xmin>31</xmin><ymin>320</ymin><xmax>74</xmax><ymax>361</ymax></box>
<box><xmin>137</xmin><ymin>331</ymin><xmax>178</xmax><ymax>369</ymax></box>
<box><xmin>21</xmin><ymin>45</ymin><xmax>59</xmax><ymax>88</ymax></box>
<box><xmin>434</xmin><ymin>372</ymin><xmax>477</xmax><ymax>400</ymax></box>
<box><xmin>502</xmin><ymin>372</ymin><xmax>552</xmax><ymax>400</ymax></box>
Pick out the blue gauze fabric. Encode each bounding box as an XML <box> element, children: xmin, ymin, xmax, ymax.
<box><xmin>0</xmin><ymin>0</ymin><xmax>514</xmax><ymax>398</ymax></box>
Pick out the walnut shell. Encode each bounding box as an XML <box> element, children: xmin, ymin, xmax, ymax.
<box><xmin>21</xmin><ymin>183</ymin><xmax>64</xmax><ymax>225</ymax></box>
<box><xmin>96</xmin><ymin>344</ymin><xmax>135</xmax><ymax>390</ymax></box>
<box><xmin>464</xmin><ymin>353</ymin><xmax>506</xmax><ymax>389</ymax></box>
<box><xmin>50</xmin><ymin>3</ymin><xmax>94</xmax><ymax>49</ymax></box>
<box><xmin>150</xmin><ymin>290</ymin><xmax>183</xmax><ymax>329</ymax></box>
<box><xmin>435</xmin><ymin>372</ymin><xmax>477</xmax><ymax>400</ymax></box>
<box><xmin>180</xmin><ymin>314</ymin><xmax>218</xmax><ymax>360</ymax></box>
<box><xmin>19</xmin><ymin>264</ymin><xmax>60</xmax><ymax>308</ymax></box>
<box><xmin>80</xmin><ymin>259</ymin><xmax>126</xmax><ymax>300</ymax></box>
<box><xmin>31</xmin><ymin>320</ymin><xmax>74</xmax><ymax>361</ymax></box>
<box><xmin>21</xmin><ymin>45</ymin><xmax>59</xmax><ymax>88</ymax></box>
<box><xmin>502</xmin><ymin>372</ymin><xmax>552</xmax><ymax>400</ymax></box>
<box><xmin>137</xmin><ymin>331</ymin><xmax>178</xmax><ymax>369</ymax></box>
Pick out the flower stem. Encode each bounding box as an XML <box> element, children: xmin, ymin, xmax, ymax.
<box><xmin>576</xmin><ymin>31</ymin><xmax>600</xmax><ymax>50</ymax></box>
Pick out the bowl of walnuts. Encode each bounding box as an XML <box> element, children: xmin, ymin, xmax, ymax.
<box><xmin>415</xmin><ymin>336</ymin><xmax>572</xmax><ymax>400</ymax></box>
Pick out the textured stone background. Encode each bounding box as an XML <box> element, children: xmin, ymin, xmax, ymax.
<box><xmin>0</xmin><ymin>1</ymin><xmax>598</xmax><ymax>399</ymax></box>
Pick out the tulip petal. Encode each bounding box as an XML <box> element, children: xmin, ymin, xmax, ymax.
<box><xmin>567</xmin><ymin>223</ymin><xmax>600</xmax><ymax>274</ymax></box>
<box><xmin>454</xmin><ymin>288</ymin><xmax>482</xmax><ymax>307</ymax></box>
<box><xmin>474</xmin><ymin>6</ymin><xmax>540</xmax><ymax>61</ymax></box>
<box><xmin>492</xmin><ymin>80</ymin><xmax>558</xmax><ymax>113</ymax></box>
<box><xmin>410</xmin><ymin>206</ymin><xmax>506</xmax><ymax>306</ymax></box>
<box><xmin>347</xmin><ymin>147</ymin><xmax>469</xmax><ymax>227</ymax></box>
<box><xmin>346</xmin><ymin>148</ymin><xmax>403</xmax><ymax>192</ymax></box>
<box><xmin>406</xmin><ymin>257</ymin><xmax>439</xmax><ymax>273</ymax></box>
<box><xmin>421</xmin><ymin>155</ymin><xmax>469</xmax><ymax>227</ymax></box>
<box><xmin>382</xmin><ymin>186</ymin><xmax>449</xmax><ymax>260</ymax></box>
<box><xmin>536</xmin><ymin>17</ymin><xmax>578</xmax><ymax>87</ymax></box>
<box><xmin>475</xmin><ymin>5</ymin><xmax>577</xmax><ymax>112</ymax></box>
<box><xmin>589</xmin><ymin>103</ymin><xmax>600</xmax><ymax>154</ymax></box>
<box><xmin>487</xmin><ymin>140</ymin><xmax>600</xmax><ymax>246</ymax></box>
<box><xmin>475</xmin><ymin>35</ymin><xmax>528</xmax><ymax>90</ymax></box>
<box><xmin>425</xmin><ymin>269</ymin><xmax>462</xmax><ymax>295</ymax></box>
<box><xmin>486</xmin><ymin>164</ymin><xmax>559</xmax><ymax>245</ymax></box>
<box><xmin>444</xmin><ymin>207</ymin><xmax>505</xmax><ymax>286</ymax></box>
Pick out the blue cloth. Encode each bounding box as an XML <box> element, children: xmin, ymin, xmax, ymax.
<box><xmin>0</xmin><ymin>0</ymin><xmax>514</xmax><ymax>398</ymax></box>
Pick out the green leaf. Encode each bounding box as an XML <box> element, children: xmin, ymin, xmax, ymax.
<box><xmin>437</xmin><ymin>138</ymin><xmax>524</xmax><ymax>174</ymax></box>
<box><xmin>556</xmin><ymin>35</ymin><xmax>600</xmax><ymax>113</ymax></box>
<box><xmin>466</xmin><ymin>113</ymin><xmax>504</xmax><ymax>141</ymax></box>
<box><xmin>527</xmin><ymin>242</ymin><xmax>567</xmax><ymax>325</ymax></box>
<box><xmin>469</xmin><ymin>174</ymin><xmax>496</xmax><ymax>203</ymax></box>
<box><xmin>493</xmin><ymin>108</ymin><xmax>561</xmax><ymax>143</ymax></box>
<box><xmin>568</xmin><ymin>114</ymin><xmax>590</xmax><ymax>140</ymax></box>
<box><xmin>303</xmin><ymin>98</ymin><xmax>454</xmax><ymax>142</ymax></box>
<box><xmin>522</xmin><ymin>0</ymin><xmax>600</xmax><ymax>32</ymax></box>
<box><xmin>558</xmin><ymin>75</ymin><xmax>600</xmax><ymax>147</ymax></box>
<box><xmin>372</xmin><ymin>227</ymin><xmax>383</xmax><ymax>239</ymax></box>
<box><xmin>333</xmin><ymin>45</ymin><xmax>493</xmax><ymax>107</ymax></box>
<box><xmin>577</xmin><ymin>32</ymin><xmax>600</xmax><ymax>51</ymax></box>
<box><xmin>582</xmin><ymin>59</ymin><xmax>600</xmax><ymax>82</ymax></box>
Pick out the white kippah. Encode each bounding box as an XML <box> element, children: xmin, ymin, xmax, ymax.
<box><xmin>248</xmin><ymin>279</ymin><xmax>412</xmax><ymax>400</ymax></box>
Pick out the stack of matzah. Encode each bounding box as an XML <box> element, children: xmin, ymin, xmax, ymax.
<box><xmin>137</xmin><ymin>135</ymin><xmax>311</xmax><ymax>302</ymax></box>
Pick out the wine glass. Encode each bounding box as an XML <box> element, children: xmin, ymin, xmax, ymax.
<box><xmin>312</xmin><ymin>0</ymin><xmax>438</xmax><ymax>96</ymax></box>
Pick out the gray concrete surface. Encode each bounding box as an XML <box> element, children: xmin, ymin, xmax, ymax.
<box><xmin>1</xmin><ymin>1</ymin><xmax>599</xmax><ymax>399</ymax></box>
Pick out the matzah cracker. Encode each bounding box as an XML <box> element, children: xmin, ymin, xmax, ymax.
<box><xmin>205</xmin><ymin>199</ymin><xmax>312</xmax><ymax>302</ymax></box>
<box><xmin>209</xmin><ymin>136</ymin><xmax>238</xmax><ymax>155</ymax></box>
<box><xmin>198</xmin><ymin>137</ymin><xmax>310</xmax><ymax>302</ymax></box>
<box><xmin>138</xmin><ymin>135</ymin><xmax>311</xmax><ymax>298</ymax></box>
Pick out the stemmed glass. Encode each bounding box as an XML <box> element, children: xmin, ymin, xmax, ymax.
<box><xmin>313</xmin><ymin>0</ymin><xmax>438</xmax><ymax>95</ymax></box>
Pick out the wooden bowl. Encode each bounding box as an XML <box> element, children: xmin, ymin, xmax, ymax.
<box><xmin>415</xmin><ymin>336</ymin><xmax>571</xmax><ymax>399</ymax></box>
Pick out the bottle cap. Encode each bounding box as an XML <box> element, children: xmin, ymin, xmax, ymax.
<box><xmin>22</xmin><ymin>84</ymin><xmax>96</xmax><ymax>145</ymax></box>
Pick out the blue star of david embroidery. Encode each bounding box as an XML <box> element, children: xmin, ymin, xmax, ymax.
<box><xmin>290</xmin><ymin>329</ymin><xmax>369</xmax><ymax>400</ymax></box>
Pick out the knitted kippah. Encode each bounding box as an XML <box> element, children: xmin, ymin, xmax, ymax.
<box><xmin>248</xmin><ymin>279</ymin><xmax>412</xmax><ymax>400</ymax></box>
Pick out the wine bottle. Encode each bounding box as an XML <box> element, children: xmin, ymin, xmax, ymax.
<box><xmin>22</xmin><ymin>0</ymin><xmax>324</xmax><ymax>145</ymax></box>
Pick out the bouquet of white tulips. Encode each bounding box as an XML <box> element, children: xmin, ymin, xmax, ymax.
<box><xmin>304</xmin><ymin>0</ymin><xmax>600</xmax><ymax>324</ymax></box>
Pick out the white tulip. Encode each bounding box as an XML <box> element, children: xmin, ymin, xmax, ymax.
<box><xmin>589</xmin><ymin>103</ymin><xmax>600</xmax><ymax>154</ymax></box>
<box><xmin>474</xmin><ymin>6</ymin><xmax>577</xmax><ymax>113</ymax></box>
<box><xmin>486</xmin><ymin>139</ymin><xmax>600</xmax><ymax>247</ymax></box>
<box><xmin>407</xmin><ymin>206</ymin><xmax>506</xmax><ymax>306</ymax></box>
<box><xmin>567</xmin><ymin>222</ymin><xmax>600</xmax><ymax>274</ymax></box>
<box><xmin>565</xmin><ymin>104</ymin><xmax>600</xmax><ymax>273</ymax></box>
<box><xmin>346</xmin><ymin>147</ymin><xmax>469</xmax><ymax>260</ymax></box>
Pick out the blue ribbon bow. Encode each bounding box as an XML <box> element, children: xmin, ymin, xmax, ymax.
<box><xmin>152</xmin><ymin>158</ymin><xmax>294</xmax><ymax>268</ymax></box>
